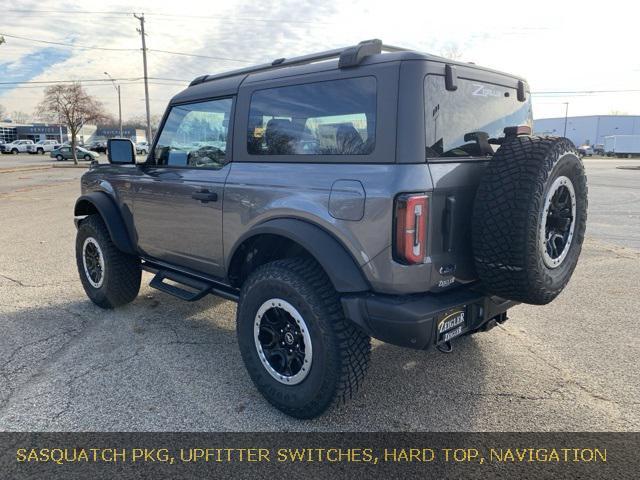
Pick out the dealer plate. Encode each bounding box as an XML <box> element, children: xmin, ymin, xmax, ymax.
<box><xmin>436</xmin><ymin>307</ymin><xmax>467</xmax><ymax>344</ymax></box>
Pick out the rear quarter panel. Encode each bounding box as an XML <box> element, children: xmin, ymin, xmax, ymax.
<box><xmin>223</xmin><ymin>163</ymin><xmax>437</xmax><ymax>294</ymax></box>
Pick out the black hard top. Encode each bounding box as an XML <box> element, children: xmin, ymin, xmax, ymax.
<box><xmin>170</xmin><ymin>41</ymin><xmax>526</xmax><ymax>105</ymax></box>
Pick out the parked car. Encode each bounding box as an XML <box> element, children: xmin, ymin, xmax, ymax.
<box><xmin>136</xmin><ymin>141</ymin><xmax>150</xmax><ymax>155</ymax></box>
<box><xmin>73</xmin><ymin>39</ymin><xmax>588</xmax><ymax>419</ymax></box>
<box><xmin>51</xmin><ymin>145</ymin><xmax>99</xmax><ymax>161</ymax></box>
<box><xmin>1</xmin><ymin>139</ymin><xmax>35</xmax><ymax>154</ymax></box>
<box><xmin>577</xmin><ymin>145</ymin><xmax>593</xmax><ymax>157</ymax></box>
<box><xmin>593</xmin><ymin>144</ymin><xmax>605</xmax><ymax>156</ymax></box>
<box><xmin>87</xmin><ymin>141</ymin><xmax>108</xmax><ymax>153</ymax></box>
<box><xmin>26</xmin><ymin>140</ymin><xmax>60</xmax><ymax>155</ymax></box>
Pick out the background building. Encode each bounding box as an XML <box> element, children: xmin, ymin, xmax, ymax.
<box><xmin>92</xmin><ymin>126</ymin><xmax>146</xmax><ymax>143</ymax></box>
<box><xmin>534</xmin><ymin>115</ymin><xmax>640</xmax><ymax>147</ymax></box>
<box><xmin>0</xmin><ymin>122</ymin><xmax>68</xmax><ymax>144</ymax></box>
<box><xmin>0</xmin><ymin>122</ymin><xmax>146</xmax><ymax>145</ymax></box>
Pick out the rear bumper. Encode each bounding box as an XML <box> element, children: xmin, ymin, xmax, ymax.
<box><xmin>341</xmin><ymin>285</ymin><xmax>518</xmax><ymax>350</ymax></box>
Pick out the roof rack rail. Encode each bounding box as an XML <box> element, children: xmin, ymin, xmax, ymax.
<box><xmin>189</xmin><ymin>39</ymin><xmax>407</xmax><ymax>86</ymax></box>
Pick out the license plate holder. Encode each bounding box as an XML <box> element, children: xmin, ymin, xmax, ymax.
<box><xmin>436</xmin><ymin>307</ymin><xmax>468</xmax><ymax>344</ymax></box>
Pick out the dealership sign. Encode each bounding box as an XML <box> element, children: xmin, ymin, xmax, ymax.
<box><xmin>96</xmin><ymin>127</ymin><xmax>137</xmax><ymax>137</ymax></box>
<box><xmin>16</xmin><ymin>125</ymin><xmax>67</xmax><ymax>135</ymax></box>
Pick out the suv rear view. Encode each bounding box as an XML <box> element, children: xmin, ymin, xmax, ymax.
<box><xmin>73</xmin><ymin>40</ymin><xmax>587</xmax><ymax>418</ymax></box>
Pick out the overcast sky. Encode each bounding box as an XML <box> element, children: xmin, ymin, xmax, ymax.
<box><xmin>0</xmin><ymin>0</ymin><xmax>638</xmax><ymax>122</ymax></box>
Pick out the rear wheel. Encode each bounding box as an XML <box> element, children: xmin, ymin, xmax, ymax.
<box><xmin>236</xmin><ymin>258</ymin><xmax>371</xmax><ymax>418</ymax></box>
<box><xmin>472</xmin><ymin>136</ymin><xmax>588</xmax><ymax>305</ymax></box>
<box><xmin>75</xmin><ymin>215</ymin><xmax>141</xmax><ymax>309</ymax></box>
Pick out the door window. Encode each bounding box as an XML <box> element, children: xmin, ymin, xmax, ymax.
<box><xmin>154</xmin><ymin>98</ymin><xmax>233</xmax><ymax>169</ymax></box>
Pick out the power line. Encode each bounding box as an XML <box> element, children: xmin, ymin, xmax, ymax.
<box><xmin>3</xmin><ymin>8</ymin><xmax>333</xmax><ymax>25</ymax></box>
<box><xmin>4</xmin><ymin>9</ymin><xmax>131</xmax><ymax>15</ymax></box>
<box><xmin>0</xmin><ymin>31</ymin><xmax>246</xmax><ymax>62</ymax></box>
<box><xmin>532</xmin><ymin>89</ymin><xmax>640</xmax><ymax>95</ymax></box>
<box><xmin>148</xmin><ymin>49</ymin><xmax>247</xmax><ymax>63</ymax></box>
<box><xmin>0</xmin><ymin>78</ymin><xmax>142</xmax><ymax>85</ymax></box>
<box><xmin>0</xmin><ymin>32</ymin><xmax>137</xmax><ymax>51</ymax></box>
<box><xmin>143</xmin><ymin>11</ymin><xmax>333</xmax><ymax>26</ymax></box>
<box><xmin>0</xmin><ymin>81</ymin><xmax>190</xmax><ymax>94</ymax></box>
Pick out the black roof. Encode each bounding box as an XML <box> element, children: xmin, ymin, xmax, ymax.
<box><xmin>170</xmin><ymin>39</ymin><xmax>526</xmax><ymax>105</ymax></box>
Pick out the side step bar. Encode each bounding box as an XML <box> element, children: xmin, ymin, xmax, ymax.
<box><xmin>144</xmin><ymin>264</ymin><xmax>239</xmax><ymax>302</ymax></box>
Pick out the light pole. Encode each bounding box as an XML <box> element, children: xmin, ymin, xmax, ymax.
<box><xmin>104</xmin><ymin>71</ymin><xmax>123</xmax><ymax>137</ymax></box>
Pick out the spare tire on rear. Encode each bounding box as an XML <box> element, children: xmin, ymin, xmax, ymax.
<box><xmin>472</xmin><ymin>136</ymin><xmax>588</xmax><ymax>305</ymax></box>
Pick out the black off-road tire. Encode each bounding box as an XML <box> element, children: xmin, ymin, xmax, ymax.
<box><xmin>237</xmin><ymin>258</ymin><xmax>371</xmax><ymax>419</ymax></box>
<box><xmin>472</xmin><ymin>136</ymin><xmax>588</xmax><ymax>305</ymax></box>
<box><xmin>75</xmin><ymin>214</ymin><xmax>141</xmax><ymax>309</ymax></box>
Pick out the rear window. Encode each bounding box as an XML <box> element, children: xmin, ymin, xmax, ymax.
<box><xmin>424</xmin><ymin>75</ymin><xmax>532</xmax><ymax>158</ymax></box>
<box><xmin>247</xmin><ymin>77</ymin><xmax>376</xmax><ymax>155</ymax></box>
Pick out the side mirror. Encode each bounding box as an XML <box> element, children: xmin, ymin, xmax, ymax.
<box><xmin>107</xmin><ymin>138</ymin><xmax>136</xmax><ymax>164</ymax></box>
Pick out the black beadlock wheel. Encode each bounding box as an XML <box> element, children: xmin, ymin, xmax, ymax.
<box><xmin>472</xmin><ymin>136</ymin><xmax>588</xmax><ymax>305</ymax></box>
<box><xmin>75</xmin><ymin>214</ymin><xmax>141</xmax><ymax>309</ymax></box>
<box><xmin>236</xmin><ymin>257</ymin><xmax>371</xmax><ymax>419</ymax></box>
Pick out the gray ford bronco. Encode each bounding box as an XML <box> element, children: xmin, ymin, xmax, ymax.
<box><xmin>74</xmin><ymin>40</ymin><xmax>588</xmax><ymax>418</ymax></box>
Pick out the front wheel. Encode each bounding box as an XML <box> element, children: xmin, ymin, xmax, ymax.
<box><xmin>11</xmin><ymin>149</ymin><xmax>18</xmax><ymax>155</ymax></box>
<box><xmin>237</xmin><ymin>258</ymin><xmax>371</xmax><ymax>418</ymax></box>
<box><xmin>75</xmin><ymin>215</ymin><xmax>141</xmax><ymax>309</ymax></box>
<box><xmin>56</xmin><ymin>154</ymin><xmax>64</xmax><ymax>161</ymax></box>
<box><xmin>84</xmin><ymin>154</ymin><xmax>92</xmax><ymax>161</ymax></box>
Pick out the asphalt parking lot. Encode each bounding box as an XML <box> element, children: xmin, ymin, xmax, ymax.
<box><xmin>0</xmin><ymin>157</ymin><xmax>638</xmax><ymax>431</ymax></box>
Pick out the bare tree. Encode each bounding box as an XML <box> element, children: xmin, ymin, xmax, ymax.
<box><xmin>37</xmin><ymin>83</ymin><xmax>110</xmax><ymax>164</ymax></box>
<box><xmin>126</xmin><ymin>113</ymin><xmax>162</xmax><ymax>139</ymax></box>
<box><xmin>440</xmin><ymin>42</ymin><xmax>463</xmax><ymax>61</ymax></box>
<box><xmin>10</xmin><ymin>111</ymin><xmax>31</xmax><ymax>124</ymax></box>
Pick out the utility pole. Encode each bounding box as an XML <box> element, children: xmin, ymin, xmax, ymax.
<box><xmin>563</xmin><ymin>102</ymin><xmax>569</xmax><ymax>137</ymax></box>
<box><xmin>104</xmin><ymin>72</ymin><xmax>123</xmax><ymax>137</ymax></box>
<box><xmin>134</xmin><ymin>13</ymin><xmax>152</xmax><ymax>143</ymax></box>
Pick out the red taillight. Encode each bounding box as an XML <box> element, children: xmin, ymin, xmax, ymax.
<box><xmin>394</xmin><ymin>193</ymin><xmax>428</xmax><ymax>265</ymax></box>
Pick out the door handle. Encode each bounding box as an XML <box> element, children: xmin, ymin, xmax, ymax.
<box><xmin>191</xmin><ymin>190</ymin><xmax>218</xmax><ymax>203</ymax></box>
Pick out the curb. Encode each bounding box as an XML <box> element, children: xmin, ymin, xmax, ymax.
<box><xmin>52</xmin><ymin>163</ymin><xmax>91</xmax><ymax>169</ymax></box>
<box><xmin>615</xmin><ymin>166</ymin><xmax>640</xmax><ymax>171</ymax></box>
<box><xmin>0</xmin><ymin>165</ymin><xmax>52</xmax><ymax>174</ymax></box>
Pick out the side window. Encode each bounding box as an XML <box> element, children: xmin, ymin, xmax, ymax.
<box><xmin>154</xmin><ymin>98</ymin><xmax>233</xmax><ymax>168</ymax></box>
<box><xmin>247</xmin><ymin>77</ymin><xmax>376</xmax><ymax>156</ymax></box>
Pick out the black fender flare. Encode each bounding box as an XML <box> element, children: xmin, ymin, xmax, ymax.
<box><xmin>228</xmin><ymin>218</ymin><xmax>369</xmax><ymax>293</ymax></box>
<box><xmin>74</xmin><ymin>192</ymin><xmax>137</xmax><ymax>255</ymax></box>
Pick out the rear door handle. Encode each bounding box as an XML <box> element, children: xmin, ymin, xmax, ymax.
<box><xmin>191</xmin><ymin>190</ymin><xmax>218</xmax><ymax>203</ymax></box>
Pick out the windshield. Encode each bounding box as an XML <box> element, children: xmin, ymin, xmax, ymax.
<box><xmin>424</xmin><ymin>75</ymin><xmax>532</xmax><ymax>158</ymax></box>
